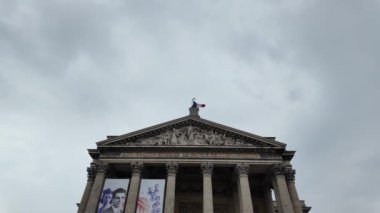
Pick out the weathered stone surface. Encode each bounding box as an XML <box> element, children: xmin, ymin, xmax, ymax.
<box><xmin>286</xmin><ymin>169</ymin><xmax>303</xmax><ymax>213</ymax></box>
<box><xmin>136</xmin><ymin>126</ymin><xmax>253</xmax><ymax>146</ymax></box>
<box><xmin>84</xmin><ymin>164</ymin><xmax>107</xmax><ymax>213</ymax></box>
<box><xmin>202</xmin><ymin>163</ymin><xmax>214</xmax><ymax>213</ymax></box>
<box><xmin>164</xmin><ymin>163</ymin><xmax>178</xmax><ymax>213</ymax></box>
<box><xmin>97</xmin><ymin>116</ymin><xmax>285</xmax><ymax>148</ymax></box>
<box><xmin>125</xmin><ymin>162</ymin><xmax>143</xmax><ymax>213</ymax></box>
<box><xmin>272</xmin><ymin>165</ymin><xmax>295</xmax><ymax>213</ymax></box>
<box><xmin>236</xmin><ymin>163</ymin><xmax>254</xmax><ymax>213</ymax></box>
<box><xmin>78</xmin><ymin>112</ymin><xmax>311</xmax><ymax>213</ymax></box>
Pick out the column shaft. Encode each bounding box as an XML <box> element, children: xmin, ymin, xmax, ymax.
<box><xmin>85</xmin><ymin>164</ymin><xmax>107</xmax><ymax>213</ymax></box>
<box><xmin>286</xmin><ymin>170</ymin><xmax>303</xmax><ymax>213</ymax></box>
<box><xmin>125</xmin><ymin>162</ymin><xmax>143</xmax><ymax>213</ymax></box>
<box><xmin>272</xmin><ymin>165</ymin><xmax>294</xmax><ymax>213</ymax></box>
<box><xmin>78</xmin><ymin>163</ymin><xmax>97</xmax><ymax>213</ymax></box>
<box><xmin>287</xmin><ymin>181</ymin><xmax>303</xmax><ymax>213</ymax></box>
<box><xmin>272</xmin><ymin>177</ymin><xmax>283</xmax><ymax>213</ymax></box>
<box><xmin>236</xmin><ymin>163</ymin><xmax>254</xmax><ymax>213</ymax></box>
<box><xmin>78</xmin><ymin>180</ymin><xmax>94</xmax><ymax>213</ymax></box>
<box><xmin>164</xmin><ymin>163</ymin><xmax>178</xmax><ymax>213</ymax></box>
<box><xmin>202</xmin><ymin>163</ymin><xmax>213</xmax><ymax>213</ymax></box>
<box><xmin>263</xmin><ymin>187</ymin><xmax>274</xmax><ymax>213</ymax></box>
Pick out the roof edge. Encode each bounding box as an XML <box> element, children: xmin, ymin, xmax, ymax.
<box><xmin>97</xmin><ymin>115</ymin><xmax>286</xmax><ymax>148</ymax></box>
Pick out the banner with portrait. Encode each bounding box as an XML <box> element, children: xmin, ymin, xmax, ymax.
<box><xmin>136</xmin><ymin>179</ymin><xmax>166</xmax><ymax>213</ymax></box>
<box><xmin>97</xmin><ymin>179</ymin><xmax>130</xmax><ymax>213</ymax></box>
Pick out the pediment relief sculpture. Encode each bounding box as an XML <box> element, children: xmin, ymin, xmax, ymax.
<box><xmin>126</xmin><ymin>126</ymin><xmax>259</xmax><ymax>146</ymax></box>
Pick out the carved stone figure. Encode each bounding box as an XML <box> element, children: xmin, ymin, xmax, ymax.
<box><xmin>171</xmin><ymin>128</ymin><xmax>178</xmax><ymax>144</ymax></box>
<box><xmin>224</xmin><ymin>137</ymin><xmax>234</xmax><ymax>145</ymax></box>
<box><xmin>162</xmin><ymin>132</ymin><xmax>171</xmax><ymax>145</ymax></box>
<box><xmin>141</xmin><ymin>137</ymin><xmax>155</xmax><ymax>145</ymax></box>
<box><xmin>208</xmin><ymin>131</ymin><xmax>216</xmax><ymax>145</ymax></box>
<box><xmin>130</xmin><ymin>125</ymin><xmax>254</xmax><ymax>147</ymax></box>
<box><xmin>215</xmin><ymin>134</ymin><xmax>225</xmax><ymax>145</ymax></box>
<box><xmin>194</xmin><ymin>130</ymin><xmax>204</xmax><ymax>145</ymax></box>
<box><xmin>236</xmin><ymin>138</ymin><xmax>244</xmax><ymax>145</ymax></box>
<box><xmin>187</xmin><ymin>126</ymin><xmax>194</xmax><ymax>141</ymax></box>
<box><xmin>178</xmin><ymin>129</ymin><xmax>187</xmax><ymax>144</ymax></box>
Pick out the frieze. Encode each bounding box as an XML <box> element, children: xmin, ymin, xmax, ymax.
<box><xmin>98</xmin><ymin>146</ymin><xmax>284</xmax><ymax>156</ymax></box>
<box><xmin>118</xmin><ymin>151</ymin><xmax>262</xmax><ymax>160</ymax></box>
<box><xmin>126</xmin><ymin>126</ymin><xmax>257</xmax><ymax>147</ymax></box>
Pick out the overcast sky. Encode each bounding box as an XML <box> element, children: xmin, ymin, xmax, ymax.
<box><xmin>1</xmin><ymin>0</ymin><xmax>379</xmax><ymax>212</ymax></box>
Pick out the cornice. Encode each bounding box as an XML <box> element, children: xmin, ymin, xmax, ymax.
<box><xmin>97</xmin><ymin>116</ymin><xmax>285</xmax><ymax>148</ymax></box>
<box><xmin>95</xmin><ymin>145</ymin><xmax>284</xmax><ymax>154</ymax></box>
<box><xmin>282</xmin><ymin>150</ymin><xmax>295</xmax><ymax>161</ymax></box>
<box><xmin>88</xmin><ymin>149</ymin><xmax>100</xmax><ymax>159</ymax></box>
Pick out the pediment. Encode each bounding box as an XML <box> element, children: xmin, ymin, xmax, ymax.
<box><xmin>97</xmin><ymin>116</ymin><xmax>285</xmax><ymax>148</ymax></box>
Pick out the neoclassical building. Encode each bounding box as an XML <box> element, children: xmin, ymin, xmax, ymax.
<box><xmin>78</xmin><ymin>106</ymin><xmax>310</xmax><ymax>213</ymax></box>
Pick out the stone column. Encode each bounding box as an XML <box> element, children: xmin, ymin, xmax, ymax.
<box><xmin>77</xmin><ymin>163</ymin><xmax>97</xmax><ymax>213</ymax></box>
<box><xmin>164</xmin><ymin>162</ymin><xmax>178</xmax><ymax>213</ymax></box>
<box><xmin>285</xmin><ymin>169</ymin><xmax>303</xmax><ymax>213</ymax></box>
<box><xmin>201</xmin><ymin>162</ymin><xmax>214</xmax><ymax>213</ymax></box>
<box><xmin>263</xmin><ymin>186</ymin><xmax>274</xmax><ymax>213</ymax></box>
<box><xmin>272</xmin><ymin>165</ymin><xmax>294</xmax><ymax>213</ymax></box>
<box><xmin>85</xmin><ymin>163</ymin><xmax>108</xmax><ymax>213</ymax></box>
<box><xmin>125</xmin><ymin>162</ymin><xmax>143</xmax><ymax>213</ymax></box>
<box><xmin>236</xmin><ymin>163</ymin><xmax>254</xmax><ymax>213</ymax></box>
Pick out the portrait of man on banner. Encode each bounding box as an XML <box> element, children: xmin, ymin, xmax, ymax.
<box><xmin>98</xmin><ymin>179</ymin><xmax>130</xmax><ymax>213</ymax></box>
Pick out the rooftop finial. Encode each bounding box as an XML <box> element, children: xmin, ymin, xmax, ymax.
<box><xmin>189</xmin><ymin>98</ymin><xmax>205</xmax><ymax>117</ymax></box>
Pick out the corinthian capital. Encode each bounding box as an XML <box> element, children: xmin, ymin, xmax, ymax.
<box><xmin>86</xmin><ymin>163</ymin><xmax>97</xmax><ymax>181</ymax></box>
<box><xmin>272</xmin><ymin>164</ymin><xmax>286</xmax><ymax>176</ymax></box>
<box><xmin>131</xmin><ymin>162</ymin><xmax>144</xmax><ymax>174</ymax></box>
<box><xmin>236</xmin><ymin>163</ymin><xmax>250</xmax><ymax>176</ymax></box>
<box><xmin>166</xmin><ymin>162</ymin><xmax>179</xmax><ymax>175</ymax></box>
<box><xmin>96</xmin><ymin>164</ymin><xmax>108</xmax><ymax>174</ymax></box>
<box><xmin>285</xmin><ymin>168</ymin><xmax>296</xmax><ymax>181</ymax></box>
<box><xmin>201</xmin><ymin>162</ymin><xmax>213</xmax><ymax>175</ymax></box>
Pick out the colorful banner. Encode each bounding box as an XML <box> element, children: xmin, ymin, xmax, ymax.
<box><xmin>136</xmin><ymin>179</ymin><xmax>166</xmax><ymax>213</ymax></box>
<box><xmin>97</xmin><ymin>179</ymin><xmax>130</xmax><ymax>213</ymax></box>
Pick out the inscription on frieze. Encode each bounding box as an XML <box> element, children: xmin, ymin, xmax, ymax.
<box><xmin>127</xmin><ymin>126</ymin><xmax>255</xmax><ymax>146</ymax></box>
<box><xmin>119</xmin><ymin>152</ymin><xmax>262</xmax><ymax>159</ymax></box>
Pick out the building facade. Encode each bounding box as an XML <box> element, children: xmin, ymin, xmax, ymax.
<box><xmin>78</xmin><ymin>106</ymin><xmax>310</xmax><ymax>213</ymax></box>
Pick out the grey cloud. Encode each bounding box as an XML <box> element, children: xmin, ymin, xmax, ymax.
<box><xmin>0</xmin><ymin>0</ymin><xmax>379</xmax><ymax>212</ymax></box>
<box><xmin>271</xmin><ymin>1</ymin><xmax>380</xmax><ymax>212</ymax></box>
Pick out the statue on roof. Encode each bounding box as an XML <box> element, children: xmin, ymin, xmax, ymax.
<box><xmin>189</xmin><ymin>98</ymin><xmax>205</xmax><ymax>117</ymax></box>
